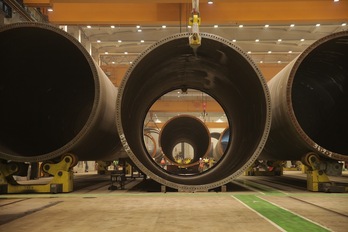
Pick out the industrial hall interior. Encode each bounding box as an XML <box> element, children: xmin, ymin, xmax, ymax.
<box><xmin>0</xmin><ymin>0</ymin><xmax>348</xmax><ymax>231</ymax></box>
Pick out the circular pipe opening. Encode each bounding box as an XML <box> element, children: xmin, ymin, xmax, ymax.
<box><xmin>116</xmin><ymin>33</ymin><xmax>271</xmax><ymax>190</ymax></box>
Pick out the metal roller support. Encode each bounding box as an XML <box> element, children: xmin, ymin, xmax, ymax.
<box><xmin>261</xmin><ymin>31</ymin><xmax>348</xmax><ymax>161</ymax></box>
<box><xmin>116</xmin><ymin>32</ymin><xmax>271</xmax><ymax>191</ymax></box>
<box><xmin>0</xmin><ymin>22</ymin><xmax>124</xmax><ymax>162</ymax></box>
<box><xmin>159</xmin><ymin>115</ymin><xmax>211</xmax><ymax>166</ymax></box>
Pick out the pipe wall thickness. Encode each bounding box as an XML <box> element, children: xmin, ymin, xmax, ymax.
<box><xmin>0</xmin><ymin>23</ymin><xmax>124</xmax><ymax>162</ymax></box>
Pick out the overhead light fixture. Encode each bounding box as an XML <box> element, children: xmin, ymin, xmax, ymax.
<box><xmin>342</xmin><ymin>23</ymin><xmax>347</xmax><ymax>26</ymax></box>
<box><xmin>268</xmin><ymin>51</ymin><xmax>272</xmax><ymax>54</ymax></box>
<box><xmin>87</xmin><ymin>25</ymin><xmax>91</xmax><ymax>29</ymax></box>
<box><xmin>124</xmin><ymin>51</ymin><xmax>128</xmax><ymax>54</ymax></box>
<box><xmin>110</xmin><ymin>25</ymin><xmax>115</xmax><ymax>29</ymax></box>
<box><xmin>97</xmin><ymin>40</ymin><xmax>101</xmax><ymax>43</ymax></box>
<box><xmin>278</xmin><ymin>39</ymin><xmax>282</xmax><ymax>42</ymax></box>
<box><xmin>290</xmin><ymin>24</ymin><xmax>295</xmax><ymax>27</ymax></box>
<box><xmin>137</xmin><ymin>29</ymin><xmax>142</xmax><ymax>32</ymax></box>
<box><xmin>255</xmin><ymin>39</ymin><xmax>259</xmax><ymax>42</ymax></box>
<box><xmin>247</xmin><ymin>51</ymin><xmax>251</xmax><ymax>54</ymax></box>
<box><xmin>162</xmin><ymin>25</ymin><xmax>167</xmax><ymax>28</ymax></box>
<box><xmin>47</xmin><ymin>8</ymin><xmax>53</xmax><ymax>12</ymax></box>
<box><xmin>300</xmin><ymin>38</ymin><xmax>305</xmax><ymax>42</ymax></box>
<box><xmin>140</xmin><ymin>40</ymin><xmax>145</xmax><ymax>43</ymax></box>
<box><xmin>118</xmin><ymin>40</ymin><xmax>122</xmax><ymax>43</ymax></box>
<box><xmin>277</xmin><ymin>61</ymin><xmax>281</xmax><ymax>63</ymax></box>
<box><xmin>260</xmin><ymin>61</ymin><xmax>263</xmax><ymax>63</ymax></box>
<box><xmin>155</xmin><ymin>119</ymin><xmax>162</xmax><ymax>123</ymax></box>
<box><xmin>105</xmin><ymin>52</ymin><xmax>108</xmax><ymax>54</ymax></box>
<box><xmin>264</xmin><ymin>24</ymin><xmax>269</xmax><ymax>28</ymax></box>
<box><xmin>187</xmin><ymin>25</ymin><xmax>192</xmax><ymax>28</ymax></box>
<box><xmin>316</xmin><ymin>23</ymin><xmax>321</xmax><ymax>27</ymax></box>
<box><xmin>136</xmin><ymin>25</ymin><xmax>141</xmax><ymax>28</ymax></box>
<box><xmin>334</xmin><ymin>0</ymin><xmax>339</xmax><ymax>2</ymax></box>
<box><xmin>214</xmin><ymin>25</ymin><xmax>218</xmax><ymax>28</ymax></box>
<box><xmin>232</xmin><ymin>39</ymin><xmax>236</xmax><ymax>42</ymax></box>
<box><xmin>208</xmin><ymin>1</ymin><xmax>213</xmax><ymax>4</ymax></box>
<box><xmin>239</xmin><ymin>25</ymin><xmax>243</xmax><ymax>28</ymax></box>
<box><xmin>215</xmin><ymin>118</ymin><xmax>223</xmax><ymax>123</ymax></box>
<box><xmin>112</xmin><ymin>61</ymin><xmax>115</xmax><ymax>64</ymax></box>
<box><xmin>288</xmin><ymin>51</ymin><xmax>293</xmax><ymax>53</ymax></box>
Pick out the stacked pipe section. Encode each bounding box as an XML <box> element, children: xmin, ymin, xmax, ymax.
<box><xmin>0</xmin><ymin>22</ymin><xmax>124</xmax><ymax>162</ymax></box>
<box><xmin>261</xmin><ymin>31</ymin><xmax>348</xmax><ymax>162</ymax></box>
<box><xmin>159</xmin><ymin>115</ymin><xmax>211</xmax><ymax>166</ymax></box>
<box><xmin>116</xmin><ymin>32</ymin><xmax>271</xmax><ymax>191</ymax></box>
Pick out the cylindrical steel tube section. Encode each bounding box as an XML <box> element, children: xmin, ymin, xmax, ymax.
<box><xmin>116</xmin><ymin>32</ymin><xmax>271</xmax><ymax>191</ymax></box>
<box><xmin>159</xmin><ymin>115</ymin><xmax>211</xmax><ymax>165</ymax></box>
<box><xmin>261</xmin><ymin>31</ymin><xmax>348</xmax><ymax>161</ymax></box>
<box><xmin>0</xmin><ymin>22</ymin><xmax>123</xmax><ymax>162</ymax></box>
<box><xmin>214</xmin><ymin>127</ymin><xmax>230</xmax><ymax>160</ymax></box>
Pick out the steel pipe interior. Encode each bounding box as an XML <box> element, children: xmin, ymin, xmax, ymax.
<box><xmin>261</xmin><ymin>31</ymin><xmax>348</xmax><ymax>161</ymax></box>
<box><xmin>116</xmin><ymin>33</ymin><xmax>271</xmax><ymax>190</ymax></box>
<box><xmin>0</xmin><ymin>23</ymin><xmax>122</xmax><ymax>162</ymax></box>
<box><xmin>159</xmin><ymin>115</ymin><xmax>211</xmax><ymax>165</ymax></box>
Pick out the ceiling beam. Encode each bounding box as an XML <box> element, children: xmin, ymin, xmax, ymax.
<box><xmin>30</xmin><ymin>1</ymin><xmax>348</xmax><ymax>25</ymax></box>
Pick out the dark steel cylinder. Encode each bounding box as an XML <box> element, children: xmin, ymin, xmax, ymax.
<box><xmin>159</xmin><ymin>115</ymin><xmax>211</xmax><ymax>165</ymax></box>
<box><xmin>116</xmin><ymin>33</ymin><xmax>271</xmax><ymax>191</ymax></box>
<box><xmin>0</xmin><ymin>22</ymin><xmax>123</xmax><ymax>162</ymax></box>
<box><xmin>261</xmin><ymin>31</ymin><xmax>348</xmax><ymax>161</ymax></box>
<box><xmin>214</xmin><ymin>127</ymin><xmax>230</xmax><ymax>160</ymax></box>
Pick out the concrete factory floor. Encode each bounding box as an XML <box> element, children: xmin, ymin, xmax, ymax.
<box><xmin>0</xmin><ymin>171</ymin><xmax>348</xmax><ymax>232</ymax></box>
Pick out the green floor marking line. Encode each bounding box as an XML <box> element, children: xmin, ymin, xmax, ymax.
<box><xmin>233</xmin><ymin>195</ymin><xmax>330</xmax><ymax>232</ymax></box>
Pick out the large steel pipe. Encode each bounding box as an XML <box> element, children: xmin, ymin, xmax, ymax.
<box><xmin>159</xmin><ymin>115</ymin><xmax>211</xmax><ymax>165</ymax></box>
<box><xmin>116</xmin><ymin>33</ymin><xmax>271</xmax><ymax>191</ymax></box>
<box><xmin>0</xmin><ymin>22</ymin><xmax>124</xmax><ymax>162</ymax></box>
<box><xmin>261</xmin><ymin>31</ymin><xmax>348</xmax><ymax>161</ymax></box>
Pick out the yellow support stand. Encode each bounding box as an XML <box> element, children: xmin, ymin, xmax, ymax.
<box><xmin>0</xmin><ymin>154</ymin><xmax>76</xmax><ymax>194</ymax></box>
<box><xmin>304</xmin><ymin>152</ymin><xmax>347</xmax><ymax>193</ymax></box>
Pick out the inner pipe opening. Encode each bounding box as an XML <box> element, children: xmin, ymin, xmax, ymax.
<box><xmin>292</xmin><ymin>35</ymin><xmax>348</xmax><ymax>154</ymax></box>
<box><xmin>0</xmin><ymin>26</ymin><xmax>95</xmax><ymax>157</ymax></box>
<box><xmin>145</xmin><ymin>92</ymin><xmax>224</xmax><ymax>175</ymax></box>
<box><xmin>118</xmin><ymin>33</ymin><xmax>270</xmax><ymax>187</ymax></box>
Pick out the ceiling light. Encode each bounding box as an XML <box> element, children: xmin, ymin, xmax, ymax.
<box><xmin>239</xmin><ymin>25</ymin><xmax>243</xmax><ymax>28</ymax></box>
<box><xmin>300</xmin><ymin>38</ymin><xmax>305</xmax><ymax>42</ymax></box>
<box><xmin>47</xmin><ymin>8</ymin><xmax>53</xmax><ymax>12</ymax></box>
<box><xmin>260</xmin><ymin>61</ymin><xmax>263</xmax><ymax>63</ymax></box>
<box><xmin>255</xmin><ymin>39</ymin><xmax>259</xmax><ymax>42</ymax></box>
<box><xmin>214</xmin><ymin>25</ymin><xmax>218</xmax><ymax>28</ymax></box>
<box><xmin>137</xmin><ymin>29</ymin><xmax>142</xmax><ymax>32</ymax></box>
<box><xmin>247</xmin><ymin>51</ymin><xmax>251</xmax><ymax>54</ymax></box>
<box><xmin>105</xmin><ymin>52</ymin><xmax>108</xmax><ymax>54</ymax></box>
<box><xmin>110</xmin><ymin>25</ymin><xmax>115</xmax><ymax>29</ymax></box>
<box><xmin>136</xmin><ymin>25</ymin><xmax>141</xmax><ymax>28</ymax></box>
<box><xmin>334</xmin><ymin>0</ymin><xmax>339</xmax><ymax>2</ymax></box>
<box><xmin>278</xmin><ymin>39</ymin><xmax>282</xmax><ymax>42</ymax></box>
<box><xmin>316</xmin><ymin>23</ymin><xmax>321</xmax><ymax>27</ymax></box>
<box><xmin>112</xmin><ymin>61</ymin><xmax>115</xmax><ymax>64</ymax></box>
<box><xmin>288</xmin><ymin>51</ymin><xmax>293</xmax><ymax>53</ymax></box>
<box><xmin>264</xmin><ymin>24</ymin><xmax>269</xmax><ymax>28</ymax></box>
<box><xmin>187</xmin><ymin>25</ymin><xmax>192</xmax><ymax>28</ymax></box>
<box><xmin>97</xmin><ymin>40</ymin><xmax>101</xmax><ymax>43</ymax></box>
<box><xmin>342</xmin><ymin>23</ymin><xmax>347</xmax><ymax>26</ymax></box>
<box><xmin>118</xmin><ymin>40</ymin><xmax>122</xmax><ymax>43</ymax></box>
<box><xmin>162</xmin><ymin>25</ymin><xmax>167</xmax><ymax>28</ymax></box>
<box><xmin>208</xmin><ymin>1</ymin><xmax>213</xmax><ymax>4</ymax></box>
<box><xmin>215</xmin><ymin>118</ymin><xmax>223</xmax><ymax>123</ymax></box>
<box><xmin>129</xmin><ymin>61</ymin><xmax>133</xmax><ymax>64</ymax></box>
<box><xmin>277</xmin><ymin>61</ymin><xmax>281</xmax><ymax>63</ymax></box>
<box><xmin>155</xmin><ymin>119</ymin><xmax>162</xmax><ymax>123</ymax></box>
<box><xmin>232</xmin><ymin>39</ymin><xmax>236</xmax><ymax>42</ymax></box>
<box><xmin>268</xmin><ymin>51</ymin><xmax>272</xmax><ymax>54</ymax></box>
<box><xmin>124</xmin><ymin>52</ymin><xmax>128</xmax><ymax>54</ymax></box>
<box><xmin>290</xmin><ymin>24</ymin><xmax>295</xmax><ymax>27</ymax></box>
<box><xmin>140</xmin><ymin>40</ymin><xmax>145</xmax><ymax>43</ymax></box>
<box><xmin>87</xmin><ymin>25</ymin><xmax>91</xmax><ymax>29</ymax></box>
